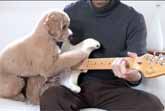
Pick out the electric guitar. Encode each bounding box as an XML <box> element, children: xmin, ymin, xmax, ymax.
<box><xmin>78</xmin><ymin>54</ymin><xmax>165</xmax><ymax>78</ymax></box>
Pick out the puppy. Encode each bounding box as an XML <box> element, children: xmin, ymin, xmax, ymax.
<box><xmin>26</xmin><ymin>38</ymin><xmax>101</xmax><ymax>105</ymax></box>
<box><xmin>0</xmin><ymin>10</ymin><xmax>91</xmax><ymax>100</ymax></box>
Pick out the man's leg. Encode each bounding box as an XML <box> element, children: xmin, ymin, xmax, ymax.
<box><xmin>40</xmin><ymin>86</ymin><xmax>88</xmax><ymax>111</ymax></box>
<box><xmin>96</xmin><ymin>87</ymin><xmax>164</xmax><ymax>111</ymax></box>
<box><xmin>80</xmin><ymin>78</ymin><xmax>164</xmax><ymax>111</ymax></box>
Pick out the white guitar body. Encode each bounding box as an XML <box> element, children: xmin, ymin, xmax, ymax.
<box><xmin>59</xmin><ymin>69</ymin><xmax>83</xmax><ymax>93</ymax></box>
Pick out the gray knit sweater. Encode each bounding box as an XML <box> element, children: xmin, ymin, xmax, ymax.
<box><xmin>64</xmin><ymin>0</ymin><xmax>147</xmax><ymax>86</ymax></box>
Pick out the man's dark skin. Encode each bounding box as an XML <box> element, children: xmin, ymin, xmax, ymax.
<box><xmin>40</xmin><ymin>0</ymin><xmax>164</xmax><ymax>111</ymax></box>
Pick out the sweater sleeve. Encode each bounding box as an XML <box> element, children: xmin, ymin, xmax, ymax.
<box><xmin>126</xmin><ymin>12</ymin><xmax>147</xmax><ymax>86</ymax></box>
<box><xmin>126</xmin><ymin>12</ymin><xmax>147</xmax><ymax>56</ymax></box>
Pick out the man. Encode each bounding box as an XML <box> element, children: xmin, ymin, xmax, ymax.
<box><xmin>40</xmin><ymin>0</ymin><xmax>164</xmax><ymax>111</ymax></box>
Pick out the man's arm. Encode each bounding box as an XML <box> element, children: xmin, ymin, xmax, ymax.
<box><xmin>112</xmin><ymin>12</ymin><xmax>147</xmax><ymax>86</ymax></box>
<box><xmin>126</xmin><ymin>12</ymin><xmax>147</xmax><ymax>86</ymax></box>
<box><xmin>126</xmin><ymin>12</ymin><xmax>147</xmax><ymax>56</ymax></box>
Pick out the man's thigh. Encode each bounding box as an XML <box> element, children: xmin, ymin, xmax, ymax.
<box><xmin>95</xmin><ymin>87</ymin><xmax>164</xmax><ymax>111</ymax></box>
<box><xmin>80</xmin><ymin>78</ymin><xmax>164</xmax><ymax>111</ymax></box>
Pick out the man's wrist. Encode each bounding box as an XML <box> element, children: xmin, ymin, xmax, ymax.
<box><xmin>126</xmin><ymin>70</ymin><xmax>142</xmax><ymax>82</ymax></box>
<box><xmin>126</xmin><ymin>71</ymin><xmax>142</xmax><ymax>86</ymax></box>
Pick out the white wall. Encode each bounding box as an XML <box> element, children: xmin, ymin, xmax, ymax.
<box><xmin>0</xmin><ymin>1</ymin><xmax>165</xmax><ymax>50</ymax></box>
<box><xmin>0</xmin><ymin>1</ymin><xmax>74</xmax><ymax>50</ymax></box>
<box><xmin>0</xmin><ymin>0</ymin><xmax>165</xmax><ymax>105</ymax></box>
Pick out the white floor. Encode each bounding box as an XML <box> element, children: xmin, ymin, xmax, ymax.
<box><xmin>0</xmin><ymin>98</ymin><xmax>107</xmax><ymax>111</ymax></box>
<box><xmin>0</xmin><ymin>96</ymin><xmax>164</xmax><ymax>111</ymax></box>
<box><xmin>0</xmin><ymin>98</ymin><xmax>39</xmax><ymax>111</ymax></box>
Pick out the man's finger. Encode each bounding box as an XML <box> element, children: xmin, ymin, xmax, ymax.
<box><xmin>127</xmin><ymin>52</ymin><xmax>137</xmax><ymax>58</ymax></box>
<box><xmin>112</xmin><ymin>59</ymin><xmax>122</xmax><ymax>77</ymax></box>
<box><xmin>120</xmin><ymin>60</ymin><xmax>127</xmax><ymax>74</ymax></box>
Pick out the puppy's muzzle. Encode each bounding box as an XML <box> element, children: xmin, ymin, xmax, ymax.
<box><xmin>68</xmin><ymin>34</ymin><xmax>73</xmax><ymax>41</ymax></box>
<box><xmin>68</xmin><ymin>29</ymin><xmax>73</xmax><ymax>38</ymax></box>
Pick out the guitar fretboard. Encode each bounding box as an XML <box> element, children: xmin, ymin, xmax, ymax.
<box><xmin>78</xmin><ymin>57</ymin><xmax>135</xmax><ymax>70</ymax></box>
<box><xmin>77</xmin><ymin>54</ymin><xmax>165</xmax><ymax>78</ymax></box>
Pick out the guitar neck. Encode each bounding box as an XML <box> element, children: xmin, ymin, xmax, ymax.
<box><xmin>78</xmin><ymin>57</ymin><xmax>135</xmax><ymax>70</ymax></box>
<box><xmin>77</xmin><ymin>54</ymin><xmax>165</xmax><ymax>78</ymax></box>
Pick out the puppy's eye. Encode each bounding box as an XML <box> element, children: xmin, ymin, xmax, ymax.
<box><xmin>62</xmin><ymin>25</ymin><xmax>67</xmax><ymax>30</ymax></box>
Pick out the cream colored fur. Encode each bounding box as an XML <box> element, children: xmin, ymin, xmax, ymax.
<box><xmin>26</xmin><ymin>38</ymin><xmax>101</xmax><ymax>105</ymax></box>
<box><xmin>0</xmin><ymin>10</ymin><xmax>96</xmax><ymax>103</ymax></box>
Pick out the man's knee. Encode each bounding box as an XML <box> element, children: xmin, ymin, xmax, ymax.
<box><xmin>148</xmin><ymin>94</ymin><xmax>164</xmax><ymax>111</ymax></box>
<box><xmin>139</xmin><ymin>92</ymin><xmax>164</xmax><ymax>111</ymax></box>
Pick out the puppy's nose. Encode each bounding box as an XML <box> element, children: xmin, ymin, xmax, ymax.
<box><xmin>68</xmin><ymin>29</ymin><xmax>73</xmax><ymax>36</ymax></box>
<box><xmin>68</xmin><ymin>34</ymin><xmax>73</xmax><ymax>41</ymax></box>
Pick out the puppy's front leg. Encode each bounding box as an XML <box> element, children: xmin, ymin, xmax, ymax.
<box><xmin>54</xmin><ymin>50</ymin><xmax>87</xmax><ymax>73</ymax></box>
<box><xmin>26</xmin><ymin>76</ymin><xmax>46</xmax><ymax>105</ymax></box>
<box><xmin>44</xmin><ymin>50</ymin><xmax>87</xmax><ymax>78</ymax></box>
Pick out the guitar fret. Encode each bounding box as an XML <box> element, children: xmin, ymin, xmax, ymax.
<box><xmin>80</xmin><ymin>58</ymin><xmax>115</xmax><ymax>70</ymax></box>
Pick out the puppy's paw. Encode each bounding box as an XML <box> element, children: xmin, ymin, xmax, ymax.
<box><xmin>11</xmin><ymin>93</ymin><xmax>25</xmax><ymax>102</ymax></box>
<box><xmin>70</xmin><ymin>86</ymin><xmax>81</xmax><ymax>93</ymax></box>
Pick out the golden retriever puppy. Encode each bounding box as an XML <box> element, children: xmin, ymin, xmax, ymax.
<box><xmin>0</xmin><ymin>10</ymin><xmax>92</xmax><ymax>100</ymax></box>
<box><xmin>26</xmin><ymin>38</ymin><xmax>101</xmax><ymax>105</ymax></box>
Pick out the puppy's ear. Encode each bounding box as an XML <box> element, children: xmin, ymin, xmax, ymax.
<box><xmin>44</xmin><ymin>13</ymin><xmax>60</xmax><ymax>37</ymax></box>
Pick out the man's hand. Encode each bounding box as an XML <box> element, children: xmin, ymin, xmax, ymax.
<box><xmin>112</xmin><ymin>52</ymin><xmax>142</xmax><ymax>82</ymax></box>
